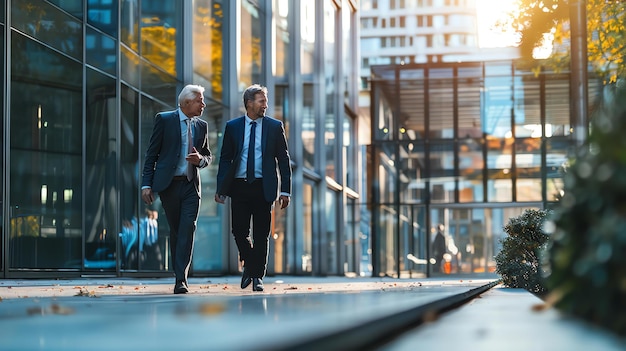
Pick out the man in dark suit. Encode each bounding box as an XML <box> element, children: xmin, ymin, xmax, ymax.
<box><xmin>215</xmin><ymin>84</ymin><xmax>292</xmax><ymax>292</ymax></box>
<box><xmin>141</xmin><ymin>84</ymin><xmax>212</xmax><ymax>294</ymax></box>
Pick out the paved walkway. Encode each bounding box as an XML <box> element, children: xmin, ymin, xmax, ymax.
<box><xmin>1</xmin><ymin>276</ymin><xmax>625</xmax><ymax>350</ymax></box>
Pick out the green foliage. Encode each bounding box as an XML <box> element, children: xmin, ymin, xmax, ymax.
<box><xmin>495</xmin><ymin>209</ymin><xmax>551</xmax><ymax>294</ymax></box>
<box><xmin>546</xmin><ymin>83</ymin><xmax>626</xmax><ymax>336</ymax></box>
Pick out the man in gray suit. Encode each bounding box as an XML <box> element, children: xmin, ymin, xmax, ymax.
<box><xmin>215</xmin><ymin>84</ymin><xmax>291</xmax><ymax>292</ymax></box>
<box><xmin>141</xmin><ymin>84</ymin><xmax>212</xmax><ymax>294</ymax></box>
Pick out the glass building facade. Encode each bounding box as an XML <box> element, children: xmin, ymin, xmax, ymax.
<box><xmin>369</xmin><ymin>61</ymin><xmax>602</xmax><ymax>278</ymax></box>
<box><xmin>1</xmin><ymin>0</ymin><xmax>367</xmax><ymax>278</ymax></box>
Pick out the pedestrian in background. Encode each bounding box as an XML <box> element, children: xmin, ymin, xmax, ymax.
<box><xmin>141</xmin><ymin>84</ymin><xmax>212</xmax><ymax>294</ymax></box>
<box><xmin>215</xmin><ymin>84</ymin><xmax>292</xmax><ymax>292</ymax></box>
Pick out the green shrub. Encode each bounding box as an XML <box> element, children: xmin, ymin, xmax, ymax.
<box><xmin>495</xmin><ymin>209</ymin><xmax>551</xmax><ymax>295</ymax></box>
<box><xmin>546</xmin><ymin>84</ymin><xmax>626</xmax><ymax>336</ymax></box>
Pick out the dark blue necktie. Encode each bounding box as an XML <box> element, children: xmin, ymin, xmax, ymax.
<box><xmin>247</xmin><ymin>121</ymin><xmax>256</xmax><ymax>183</ymax></box>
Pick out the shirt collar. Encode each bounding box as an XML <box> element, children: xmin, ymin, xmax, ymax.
<box><xmin>178</xmin><ymin>108</ymin><xmax>192</xmax><ymax>122</ymax></box>
<box><xmin>245</xmin><ymin>115</ymin><xmax>263</xmax><ymax>124</ymax></box>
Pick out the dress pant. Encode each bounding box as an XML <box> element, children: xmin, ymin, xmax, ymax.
<box><xmin>158</xmin><ymin>179</ymin><xmax>200</xmax><ymax>283</ymax></box>
<box><xmin>230</xmin><ymin>179</ymin><xmax>272</xmax><ymax>278</ymax></box>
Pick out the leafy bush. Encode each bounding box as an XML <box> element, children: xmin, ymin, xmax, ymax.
<box><xmin>546</xmin><ymin>84</ymin><xmax>626</xmax><ymax>336</ymax></box>
<box><xmin>495</xmin><ymin>209</ymin><xmax>551</xmax><ymax>295</ymax></box>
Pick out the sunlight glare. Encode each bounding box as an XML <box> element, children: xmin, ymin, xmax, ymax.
<box><xmin>476</xmin><ymin>0</ymin><xmax>519</xmax><ymax>48</ymax></box>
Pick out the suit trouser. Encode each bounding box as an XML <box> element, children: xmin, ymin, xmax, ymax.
<box><xmin>230</xmin><ymin>179</ymin><xmax>272</xmax><ymax>278</ymax></box>
<box><xmin>159</xmin><ymin>179</ymin><xmax>200</xmax><ymax>283</ymax></box>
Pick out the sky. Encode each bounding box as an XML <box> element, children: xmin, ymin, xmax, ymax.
<box><xmin>475</xmin><ymin>0</ymin><xmax>520</xmax><ymax>48</ymax></box>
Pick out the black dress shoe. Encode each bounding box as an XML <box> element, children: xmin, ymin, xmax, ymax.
<box><xmin>252</xmin><ymin>278</ymin><xmax>264</xmax><ymax>292</ymax></box>
<box><xmin>174</xmin><ymin>281</ymin><xmax>189</xmax><ymax>294</ymax></box>
<box><xmin>241</xmin><ymin>268</ymin><xmax>252</xmax><ymax>289</ymax></box>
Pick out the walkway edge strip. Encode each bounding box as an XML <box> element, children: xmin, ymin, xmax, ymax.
<box><xmin>267</xmin><ymin>279</ymin><xmax>501</xmax><ymax>351</ymax></box>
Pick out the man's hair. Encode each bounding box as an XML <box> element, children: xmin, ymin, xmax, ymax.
<box><xmin>243</xmin><ymin>84</ymin><xmax>268</xmax><ymax>108</ymax></box>
<box><xmin>178</xmin><ymin>84</ymin><xmax>205</xmax><ymax>107</ymax></box>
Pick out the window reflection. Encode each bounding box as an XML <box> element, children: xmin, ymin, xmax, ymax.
<box><xmin>121</xmin><ymin>0</ymin><xmax>139</xmax><ymax>49</ymax></box>
<box><xmin>303</xmin><ymin>84</ymin><xmax>315</xmax><ymax>169</ymax></box>
<box><xmin>301</xmin><ymin>1</ymin><xmax>315</xmax><ymax>76</ymax></box>
<box><xmin>239</xmin><ymin>0</ymin><xmax>263</xmax><ymax>90</ymax></box>
<box><xmin>302</xmin><ymin>182</ymin><xmax>314</xmax><ymax>273</ymax></box>
<box><xmin>193</xmin><ymin>0</ymin><xmax>224</xmax><ymax>101</ymax></box>
<box><xmin>140</xmin><ymin>0</ymin><xmax>178</xmax><ymax>76</ymax></box>
<box><xmin>11</xmin><ymin>1</ymin><xmax>82</xmax><ymax>60</ymax></box>
<box><xmin>273</xmin><ymin>0</ymin><xmax>289</xmax><ymax>77</ymax></box>
<box><xmin>324</xmin><ymin>0</ymin><xmax>337</xmax><ymax>179</ymax></box>
<box><xmin>399</xmin><ymin>142</ymin><xmax>425</xmax><ymax>203</ymax></box>
<box><xmin>486</xmin><ymin>136</ymin><xmax>513</xmax><ymax>202</ymax></box>
<box><xmin>86</xmin><ymin>27</ymin><xmax>117</xmax><ymax>75</ymax></box>
<box><xmin>429</xmin><ymin>141</ymin><xmax>455</xmax><ymax>203</ymax></box>
<box><xmin>458</xmin><ymin>138</ymin><xmax>484</xmax><ymax>202</ymax></box>
<box><xmin>84</xmin><ymin>69</ymin><xmax>117</xmax><ymax>270</ymax></box>
<box><xmin>10</xmin><ymin>34</ymin><xmax>82</xmax><ymax>269</ymax></box>
<box><xmin>87</xmin><ymin>0</ymin><xmax>119</xmax><ymax>36</ymax></box>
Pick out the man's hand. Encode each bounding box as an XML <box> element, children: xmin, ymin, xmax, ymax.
<box><xmin>186</xmin><ymin>147</ymin><xmax>201</xmax><ymax>166</ymax></box>
<box><xmin>142</xmin><ymin>188</ymin><xmax>154</xmax><ymax>205</ymax></box>
<box><xmin>214</xmin><ymin>193</ymin><xmax>226</xmax><ymax>204</ymax></box>
<box><xmin>279</xmin><ymin>195</ymin><xmax>290</xmax><ymax>209</ymax></box>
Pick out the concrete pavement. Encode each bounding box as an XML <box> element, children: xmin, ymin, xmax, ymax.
<box><xmin>1</xmin><ymin>275</ymin><xmax>625</xmax><ymax>350</ymax></box>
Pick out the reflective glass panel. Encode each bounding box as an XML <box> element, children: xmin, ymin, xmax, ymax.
<box><xmin>85</xmin><ymin>69</ymin><xmax>117</xmax><ymax>270</ymax></box>
<box><xmin>344</xmin><ymin>113</ymin><xmax>356</xmax><ymax>189</ymax></box>
<box><xmin>303</xmin><ymin>84</ymin><xmax>315</xmax><ymax>169</ymax></box>
<box><xmin>324</xmin><ymin>0</ymin><xmax>337</xmax><ymax>179</ymax></box>
<box><xmin>399</xmin><ymin>142</ymin><xmax>426</xmax><ymax>203</ymax></box>
<box><xmin>428</xmin><ymin>68</ymin><xmax>454</xmax><ymax>139</ymax></box>
<box><xmin>457</xmin><ymin>67</ymin><xmax>483</xmax><ymax>139</ymax></box>
<box><xmin>484</xmin><ymin>63</ymin><xmax>513</xmax><ymax>139</ymax></box>
<box><xmin>545</xmin><ymin>73</ymin><xmax>571</xmax><ymax>136</ymax></box>
<box><xmin>377</xmin><ymin>143</ymin><xmax>397</xmax><ymax>205</ymax></box>
<box><xmin>342</xmin><ymin>0</ymin><xmax>353</xmax><ymax>104</ymax></box>
<box><xmin>86</xmin><ymin>27</ymin><xmax>117</xmax><ymax>75</ymax></box>
<box><xmin>458</xmin><ymin>138</ymin><xmax>484</xmax><ymax>202</ymax></box>
<box><xmin>238</xmin><ymin>0</ymin><xmax>263</xmax><ymax>88</ymax></box>
<box><xmin>515</xmin><ymin>138</ymin><xmax>542</xmax><ymax>201</ymax></box>
<box><xmin>121</xmin><ymin>0</ymin><xmax>139</xmax><ymax>49</ymax></box>
<box><xmin>546</xmin><ymin>137</ymin><xmax>570</xmax><ymax>202</ymax></box>
<box><xmin>486</xmin><ymin>136</ymin><xmax>513</xmax><ymax>202</ymax></box>
<box><xmin>47</xmin><ymin>0</ymin><xmax>83</xmax><ymax>18</ymax></box>
<box><xmin>301</xmin><ymin>0</ymin><xmax>315</xmax><ymax>75</ymax></box>
<box><xmin>10</xmin><ymin>33</ymin><xmax>82</xmax><ymax>269</ymax></box>
<box><xmin>514</xmin><ymin>76</ymin><xmax>540</xmax><ymax>138</ymax></box>
<box><xmin>141</xmin><ymin>0</ymin><xmax>179</xmax><ymax>77</ymax></box>
<box><xmin>193</xmin><ymin>0</ymin><xmax>224</xmax><ymax>101</ymax></box>
<box><xmin>88</xmin><ymin>0</ymin><xmax>118</xmax><ymax>37</ymax></box>
<box><xmin>429</xmin><ymin>141</ymin><xmax>455</xmax><ymax>203</ymax></box>
<box><xmin>302</xmin><ymin>182</ymin><xmax>314</xmax><ymax>273</ymax></box>
<box><xmin>141</xmin><ymin>60</ymin><xmax>177</xmax><ymax>106</ymax></box>
<box><xmin>121</xmin><ymin>45</ymin><xmax>140</xmax><ymax>88</ymax></box>
<box><xmin>326</xmin><ymin>190</ymin><xmax>339</xmax><ymax>274</ymax></box>
<box><xmin>273</xmin><ymin>0</ymin><xmax>289</xmax><ymax>78</ymax></box>
<box><xmin>11</xmin><ymin>1</ymin><xmax>82</xmax><ymax>60</ymax></box>
<box><xmin>399</xmin><ymin>205</ymin><xmax>426</xmax><ymax>277</ymax></box>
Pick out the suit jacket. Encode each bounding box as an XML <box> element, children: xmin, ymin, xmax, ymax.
<box><xmin>216</xmin><ymin>115</ymin><xmax>291</xmax><ymax>202</ymax></box>
<box><xmin>141</xmin><ymin>110</ymin><xmax>212</xmax><ymax>195</ymax></box>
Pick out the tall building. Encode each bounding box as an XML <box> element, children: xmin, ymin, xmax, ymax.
<box><xmin>0</xmin><ymin>0</ymin><xmax>367</xmax><ymax>278</ymax></box>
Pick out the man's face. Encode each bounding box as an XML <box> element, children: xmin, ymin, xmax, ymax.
<box><xmin>182</xmin><ymin>93</ymin><xmax>205</xmax><ymax>117</ymax></box>
<box><xmin>248</xmin><ymin>92</ymin><xmax>268</xmax><ymax>119</ymax></box>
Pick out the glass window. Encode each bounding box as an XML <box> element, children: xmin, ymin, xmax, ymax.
<box><xmin>324</xmin><ymin>0</ymin><xmax>338</xmax><ymax>179</ymax></box>
<box><xmin>121</xmin><ymin>0</ymin><xmax>139</xmax><ymax>50</ymax></box>
<box><xmin>121</xmin><ymin>45</ymin><xmax>140</xmax><ymax>88</ymax></box>
<box><xmin>458</xmin><ymin>138</ymin><xmax>484</xmax><ymax>202</ymax></box>
<box><xmin>429</xmin><ymin>141</ymin><xmax>455</xmax><ymax>203</ymax></box>
<box><xmin>399</xmin><ymin>142</ymin><xmax>426</xmax><ymax>203</ymax></box>
<box><xmin>271</xmin><ymin>195</ymin><xmax>289</xmax><ymax>274</ymax></box>
<box><xmin>238</xmin><ymin>0</ymin><xmax>263</xmax><ymax>89</ymax></box>
<box><xmin>9</xmin><ymin>33</ymin><xmax>82</xmax><ymax>269</ymax></box>
<box><xmin>141</xmin><ymin>60</ymin><xmax>177</xmax><ymax>106</ymax></box>
<box><xmin>301</xmin><ymin>1</ymin><xmax>316</xmax><ymax>76</ymax></box>
<box><xmin>193</xmin><ymin>0</ymin><xmax>224</xmax><ymax>102</ymax></box>
<box><xmin>88</xmin><ymin>0</ymin><xmax>118</xmax><ymax>37</ymax></box>
<box><xmin>514</xmin><ymin>77</ymin><xmax>540</xmax><ymax>138</ymax></box>
<box><xmin>343</xmin><ymin>113</ymin><xmax>357</xmax><ymax>189</ymax></box>
<box><xmin>486</xmin><ymin>136</ymin><xmax>513</xmax><ymax>202</ymax></box>
<box><xmin>374</xmin><ymin>90</ymin><xmax>394</xmax><ymax>141</ymax></box>
<box><xmin>515</xmin><ymin>138</ymin><xmax>542</xmax><ymax>201</ymax></box>
<box><xmin>140</xmin><ymin>96</ymin><xmax>172</xmax><ymax>272</ymax></box>
<box><xmin>302</xmin><ymin>182</ymin><xmax>314</xmax><ymax>273</ymax></box>
<box><xmin>47</xmin><ymin>0</ymin><xmax>83</xmax><ymax>19</ymax></box>
<box><xmin>85</xmin><ymin>69</ymin><xmax>117</xmax><ymax>271</ymax></box>
<box><xmin>545</xmin><ymin>73</ymin><xmax>571</xmax><ymax>136</ymax></box>
<box><xmin>86</xmin><ymin>27</ymin><xmax>117</xmax><ymax>75</ymax></box>
<box><xmin>457</xmin><ymin>67</ymin><xmax>483</xmax><ymax>138</ymax></box>
<box><xmin>141</xmin><ymin>0</ymin><xmax>179</xmax><ymax>77</ymax></box>
<box><xmin>546</xmin><ymin>137</ymin><xmax>570</xmax><ymax>202</ymax></box>
<box><xmin>377</xmin><ymin>143</ymin><xmax>397</xmax><ymax>205</ymax></box>
<box><xmin>428</xmin><ymin>68</ymin><xmax>454</xmax><ymax>139</ymax></box>
<box><xmin>484</xmin><ymin>63</ymin><xmax>513</xmax><ymax>139</ymax></box>
<box><xmin>273</xmin><ymin>0</ymin><xmax>290</xmax><ymax>78</ymax></box>
<box><xmin>342</xmin><ymin>0</ymin><xmax>354</xmax><ymax>104</ymax></box>
<box><xmin>326</xmin><ymin>190</ymin><xmax>339</xmax><ymax>274</ymax></box>
<box><xmin>11</xmin><ymin>1</ymin><xmax>83</xmax><ymax>60</ymax></box>
<box><xmin>303</xmin><ymin>84</ymin><xmax>315</xmax><ymax>169</ymax></box>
